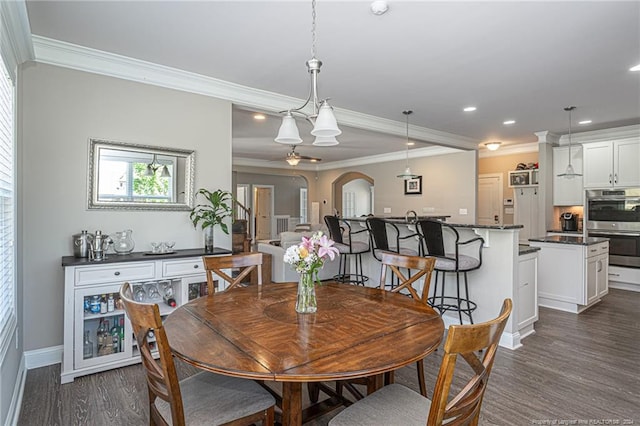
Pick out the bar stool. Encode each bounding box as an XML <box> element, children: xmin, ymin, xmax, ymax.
<box><xmin>324</xmin><ymin>216</ymin><xmax>370</xmax><ymax>286</ymax></box>
<box><xmin>417</xmin><ymin>219</ymin><xmax>483</xmax><ymax>324</ymax></box>
<box><xmin>366</xmin><ymin>217</ymin><xmax>421</xmax><ymax>289</ymax></box>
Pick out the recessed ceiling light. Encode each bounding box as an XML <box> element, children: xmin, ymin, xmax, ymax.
<box><xmin>503</xmin><ymin>120</ymin><xmax>516</xmax><ymax>125</ymax></box>
<box><xmin>370</xmin><ymin>0</ymin><xmax>389</xmax><ymax>15</ymax></box>
<box><xmin>253</xmin><ymin>113</ymin><xmax>266</xmax><ymax>121</ymax></box>
<box><xmin>579</xmin><ymin>120</ymin><xmax>592</xmax><ymax>125</ymax></box>
<box><xmin>630</xmin><ymin>63</ymin><xmax>640</xmax><ymax>72</ymax></box>
<box><xmin>463</xmin><ymin>106</ymin><xmax>477</xmax><ymax>112</ymax></box>
<box><xmin>407</xmin><ymin>141</ymin><xmax>415</xmax><ymax>146</ymax></box>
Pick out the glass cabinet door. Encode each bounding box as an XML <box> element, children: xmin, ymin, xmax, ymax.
<box><xmin>74</xmin><ymin>284</ymin><xmax>132</xmax><ymax>369</ymax></box>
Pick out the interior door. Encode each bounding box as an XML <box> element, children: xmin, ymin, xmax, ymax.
<box><xmin>254</xmin><ymin>186</ymin><xmax>273</xmax><ymax>240</ymax></box>
<box><xmin>478</xmin><ymin>174</ymin><xmax>503</xmax><ymax>226</ymax></box>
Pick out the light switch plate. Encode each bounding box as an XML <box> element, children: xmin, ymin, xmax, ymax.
<box><xmin>505</xmin><ymin>207</ymin><xmax>514</xmax><ymax>214</ymax></box>
<box><xmin>383</xmin><ymin>207</ymin><xmax>391</xmax><ymax>213</ymax></box>
<box><xmin>459</xmin><ymin>208</ymin><xmax>468</xmax><ymax>215</ymax></box>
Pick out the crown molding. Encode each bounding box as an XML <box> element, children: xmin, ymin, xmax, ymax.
<box><xmin>0</xmin><ymin>0</ymin><xmax>34</xmax><ymax>79</ymax></box>
<box><xmin>478</xmin><ymin>142</ymin><xmax>538</xmax><ymax>158</ymax></box>
<box><xmin>32</xmin><ymin>36</ymin><xmax>480</xmax><ymax>150</ymax></box>
<box><xmin>233</xmin><ymin>145</ymin><xmax>460</xmax><ymax>171</ymax></box>
<box><xmin>557</xmin><ymin>124</ymin><xmax>640</xmax><ymax>145</ymax></box>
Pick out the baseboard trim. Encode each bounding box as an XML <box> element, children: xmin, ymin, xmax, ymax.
<box><xmin>6</xmin><ymin>355</ymin><xmax>26</xmax><ymax>426</ymax></box>
<box><xmin>609</xmin><ymin>282</ymin><xmax>640</xmax><ymax>293</ymax></box>
<box><xmin>442</xmin><ymin>314</ymin><xmax>522</xmax><ymax>350</ymax></box>
<box><xmin>24</xmin><ymin>345</ymin><xmax>62</xmax><ymax>370</ymax></box>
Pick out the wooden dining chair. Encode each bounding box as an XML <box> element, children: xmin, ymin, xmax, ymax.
<box><xmin>203</xmin><ymin>252</ymin><xmax>263</xmax><ymax>295</ymax></box>
<box><xmin>329</xmin><ymin>298</ymin><xmax>513</xmax><ymax>426</ymax></box>
<box><xmin>379</xmin><ymin>251</ymin><xmax>436</xmax><ymax>397</ymax></box>
<box><xmin>119</xmin><ymin>282</ymin><xmax>275</xmax><ymax>426</ymax></box>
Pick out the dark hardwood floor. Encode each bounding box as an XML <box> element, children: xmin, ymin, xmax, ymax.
<box><xmin>19</xmin><ymin>289</ymin><xmax>640</xmax><ymax>425</ymax></box>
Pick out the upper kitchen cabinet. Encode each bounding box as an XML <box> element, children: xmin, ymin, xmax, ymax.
<box><xmin>583</xmin><ymin>140</ymin><xmax>640</xmax><ymax>188</ymax></box>
<box><xmin>553</xmin><ymin>145</ymin><xmax>583</xmax><ymax>205</ymax></box>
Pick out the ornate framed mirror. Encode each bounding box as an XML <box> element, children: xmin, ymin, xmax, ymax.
<box><xmin>87</xmin><ymin>138</ymin><xmax>195</xmax><ymax>211</ymax></box>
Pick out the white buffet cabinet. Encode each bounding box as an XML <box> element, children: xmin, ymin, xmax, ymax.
<box><xmin>529</xmin><ymin>237</ymin><xmax>609</xmax><ymax>313</ymax></box>
<box><xmin>61</xmin><ymin>249</ymin><xmax>230</xmax><ymax>384</ymax></box>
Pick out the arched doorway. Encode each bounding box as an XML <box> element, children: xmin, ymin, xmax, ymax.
<box><xmin>332</xmin><ymin>172</ymin><xmax>374</xmax><ymax>217</ymax></box>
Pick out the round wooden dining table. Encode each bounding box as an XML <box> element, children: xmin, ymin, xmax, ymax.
<box><xmin>164</xmin><ymin>282</ymin><xmax>444</xmax><ymax>426</ymax></box>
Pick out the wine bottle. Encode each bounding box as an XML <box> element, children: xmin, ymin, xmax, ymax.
<box><xmin>83</xmin><ymin>330</ymin><xmax>93</xmax><ymax>359</ymax></box>
<box><xmin>100</xmin><ymin>294</ymin><xmax>107</xmax><ymax>314</ymax></box>
<box><xmin>110</xmin><ymin>318</ymin><xmax>120</xmax><ymax>353</ymax></box>
<box><xmin>107</xmin><ymin>293</ymin><xmax>115</xmax><ymax>312</ymax></box>
<box><xmin>163</xmin><ymin>295</ymin><xmax>177</xmax><ymax>307</ymax></box>
<box><xmin>118</xmin><ymin>318</ymin><xmax>125</xmax><ymax>352</ymax></box>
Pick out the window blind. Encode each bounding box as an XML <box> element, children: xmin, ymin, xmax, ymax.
<box><xmin>0</xmin><ymin>57</ymin><xmax>15</xmax><ymax>348</ymax></box>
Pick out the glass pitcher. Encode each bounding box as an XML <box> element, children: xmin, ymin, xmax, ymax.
<box><xmin>112</xmin><ymin>229</ymin><xmax>135</xmax><ymax>255</ymax></box>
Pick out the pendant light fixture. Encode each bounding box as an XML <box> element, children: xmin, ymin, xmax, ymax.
<box><xmin>144</xmin><ymin>154</ymin><xmax>171</xmax><ymax>178</ymax></box>
<box><xmin>274</xmin><ymin>0</ymin><xmax>341</xmax><ymax>146</ymax></box>
<box><xmin>557</xmin><ymin>106</ymin><xmax>582</xmax><ymax>180</ymax></box>
<box><xmin>397</xmin><ymin>110</ymin><xmax>419</xmax><ymax>180</ymax></box>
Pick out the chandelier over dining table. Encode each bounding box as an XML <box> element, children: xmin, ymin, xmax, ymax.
<box><xmin>274</xmin><ymin>0</ymin><xmax>341</xmax><ymax>146</ymax></box>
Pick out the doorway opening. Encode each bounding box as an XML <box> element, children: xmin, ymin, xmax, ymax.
<box><xmin>332</xmin><ymin>172</ymin><xmax>374</xmax><ymax>218</ymax></box>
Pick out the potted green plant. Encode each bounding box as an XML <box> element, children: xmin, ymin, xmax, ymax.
<box><xmin>189</xmin><ymin>188</ymin><xmax>233</xmax><ymax>253</ymax></box>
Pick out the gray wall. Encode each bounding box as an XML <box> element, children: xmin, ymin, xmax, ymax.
<box><xmin>317</xmin><ymin>150</ymin><xmax>478</xmax><ymax>224</ymax></box>
<box><xmin>234</xmin><ymin>171</ymin><xmax>308</xmax><ymax>216</ymax></box>
<box><xmin>19</xmin><ymin>63</ymin><xmax>232</xmax><ymax>351</ymax></box>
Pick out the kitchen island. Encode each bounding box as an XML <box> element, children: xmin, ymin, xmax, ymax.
<box><xmin>340</xmin><ymin>217</ymin><xmax>533</xmax><ymax>349</ymax></box>
<box><xmin>529</xmin><ymin>235</ymin><xmax>609</xmax><ymax>313</ymax></box>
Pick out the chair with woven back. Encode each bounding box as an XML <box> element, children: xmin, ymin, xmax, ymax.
<box><xmin>329</xmin><ymin>298</ymin><xmax>513</xmax><ymax>426</ymax></box>
<box><xmin>202</xmin><ymin>252</ymin><xmax>263</xmax><ymax>295</ymax></box>
<box><xmin>119</xmin><ymin>282</ymin><xmax>275</xmax><ymax>426</ymax></box>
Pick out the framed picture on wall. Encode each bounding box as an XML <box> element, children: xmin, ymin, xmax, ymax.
<box><xmin>404</xmin><ymin>176</ymin><xmax>422</xmax><ymax>195</ymax></box>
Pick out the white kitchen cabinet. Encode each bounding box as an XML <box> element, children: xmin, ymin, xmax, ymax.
<box><xmin>517</xmin><ymin>251</ymin><xmax>538</xmax><ymax>339</ymax></box>
<box><xmin>553</xmin><ymin>146</ymin><xmax>583</xmax><ymax>205</ymax></box>
<box><xmin>583</xmin><ymin>139</ymin><xmax>640</xmax><ymax>188</ymax></box>
<box><xmin>608</xmin><ymin>265</ymin><xmax>640</xmax><ymax>292</ymax></box>
<box><xmin>528</xmin><ymin>239</ymin><xmax>609</xmax><ymax>313</ymax></box>
<box><xmin>61</xmin><ymin>251</ymin><xmax>222</xmax><ymax>384</ymax></box>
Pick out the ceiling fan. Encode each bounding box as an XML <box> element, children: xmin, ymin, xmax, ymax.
<box><xmin>284</xmin><ymin>146</ymin><xmax>322</xmax><ymax>166</ymax></box>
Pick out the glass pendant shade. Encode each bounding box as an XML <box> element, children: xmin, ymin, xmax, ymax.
<box><xmin>312</xmin><ymin>135</ymin><xmax>339</xmax><ymax>146</ymax></box>
<box><xmin>397</xmin><ymin>166</ymin><xmax>418</xmax><ymax>180</ymax></box>
<box><xmin>310</xmin><ymin>103</ymin><xmax>341</xmax><ymax>137</ymax></box>
<box><xmin>275</xmin><ymin>114</ymin><xmax>303</xmax><ymax>145</ymax></box>
<box><xmin>557</xmin><ymin>106</ymin><xmax>582</xmax><ymax>179</ymax></box>
<box><xmin>161</xmin><ymin>165</ymin><xmax>171</xmax><ymax>178</ymax></box>
<box><xmin>144</xmin><ymin>165</ymin><xmax>154</xmax><ymax>176</ymax></box>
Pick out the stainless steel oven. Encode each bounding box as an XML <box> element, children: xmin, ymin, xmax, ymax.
<box><xmin>586</xmin><ymin>189</ymin><xmax>640</xmax><ymax>267</ymax></box>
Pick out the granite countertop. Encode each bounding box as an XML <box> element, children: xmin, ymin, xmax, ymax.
<box><xmin>546</xmin><ymin>229</ymin><xmax>583</xmax><ymax>235</ymax></box>
<box><xmin>341</xmin><ymin>216</ymin><xmax>522</xmax><ymax>230</ymax></box>
<box><xmin>343</xmin><ymin>215</ymin><xmax>450</xmax><ymax>224</ymax></box>
<box><xmin>519</xmin><ymin>245</ymin><xmax>541</xmax><ymax>255</ymax></box>
<box><xmin>528</xmin><ymin>235</ymin><xmax>609</xmax><ymax>246</ymax></box>
<box><xmin>62</xmin><ymin>247</ymin><xmax>232</xmax><ymax>267</ymax></box>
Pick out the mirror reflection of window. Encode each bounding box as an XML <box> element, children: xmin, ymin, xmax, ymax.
<box><xmin>97</xmin><ymin>149</ymin><xmax>176</xmax><ymax>203</ymax></box>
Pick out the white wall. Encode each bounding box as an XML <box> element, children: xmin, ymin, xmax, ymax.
<box><xmin>19</xmin><ymin>63</ymin><xmax>232</xmax><ymax>351</ymax></box>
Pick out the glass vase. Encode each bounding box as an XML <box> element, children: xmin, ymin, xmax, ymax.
<box><xmin>295</xmin><ymin>272</ymin><xmax>317</xmax><ymax>314</ymax></box>
<box><xmin>203</xmin><ymin>226</ymin><xmax>214</xmax><ymax>253</ymax></box>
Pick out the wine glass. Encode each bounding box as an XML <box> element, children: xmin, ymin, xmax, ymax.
<box><xmin>164</xmin><ymin>241</ymin><xmax>175</xmax><ymax>252</ymax></box>
<box><xmin>150</xmin><ymin>242</ymin><xmax>161</xmax><ymax>254</ymax></box>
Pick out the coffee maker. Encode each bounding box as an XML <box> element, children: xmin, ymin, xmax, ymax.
<box><xmin>560</xmin><ymin>212</ymin><xmax>579</xmax><ymax>232</ymax></box>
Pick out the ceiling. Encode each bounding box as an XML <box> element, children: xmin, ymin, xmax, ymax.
<box><xmin>25</xmin><ymin>1</ymin><xmax>640</xmax><ymax>166</ymax></box>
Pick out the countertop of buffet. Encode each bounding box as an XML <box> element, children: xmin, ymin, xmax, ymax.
<box><xmin>62</xmin><ymin>247</ymin><xmax>232</xmax><ymax>267</ymax></box>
